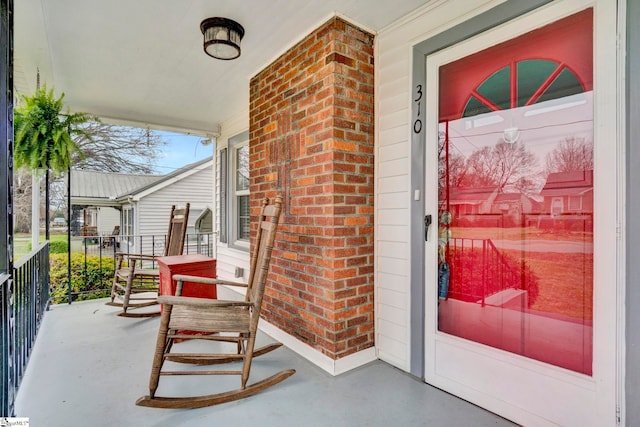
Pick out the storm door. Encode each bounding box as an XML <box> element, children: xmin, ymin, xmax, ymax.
<box><xmin>423</xmin><ymin>2</ymin><xmax>619</xmax><ymax>426</ymax></box>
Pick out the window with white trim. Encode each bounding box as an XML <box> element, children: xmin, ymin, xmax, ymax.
<box><xmin>568</xmin><ymin>195</ymin><xmax>582</xmax><ymax>211</ymax></box>
<box><xmin>223</xmin><ymin>131</ymin><xmax>250</xmax><ymax>249</ymax></box>
<box><xmin>123</xmin><ymin>206</ymin><xmax>134</xmax><ymax>237</ymax></box>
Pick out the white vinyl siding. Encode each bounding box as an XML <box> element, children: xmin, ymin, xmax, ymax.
<box><xmin>96</xmin><ymin>207</ymin><xmax>120</xmax><ymax>236</ymax></box>
<box><xmin>375</xmin><ymin>0</ymin><xmax>503</xmax><ymax>372</ymax></box>
<box><xmin>128</xmin><ymin>162</ymin><xmax>213</xmax><ymax>256</ymax></box>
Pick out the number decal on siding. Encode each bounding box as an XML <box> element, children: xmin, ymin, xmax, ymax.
<box><xmin>413</xmin><ymin>84</ymin><xmax>423</xmax><ymax>134</ymax></box>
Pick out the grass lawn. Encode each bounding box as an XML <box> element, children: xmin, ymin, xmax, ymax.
<box><xmin>14</xmin><ymin>231</ymin><xmax>69</xmax><ymax>262</ymax></box>
<box><xmin>502</xmin><ymin>249</ymin><xmax>593</xmax><ymax>320</ymax></box>
<box><xmin>452</xmin><ymin>226</ymin><xmax>592</xmax><ymax>243</ymax></box>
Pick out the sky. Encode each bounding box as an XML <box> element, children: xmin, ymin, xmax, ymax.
<box><xmin>152</xmin><ymin>131</ymin><xmax>214</xmax><ymax>174</ymax></box>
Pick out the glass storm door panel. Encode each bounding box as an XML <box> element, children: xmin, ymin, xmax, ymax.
<box><xmin>437</xmin><ymin>9</ymin><xmax>593</xmax><ymax>375</ymax></box>
<box><xmin>423</xmin><ymin>2</ymin><xmax>619</xmax><ymax>426</ymax></box>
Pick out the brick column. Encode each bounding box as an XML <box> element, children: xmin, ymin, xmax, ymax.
<box><xmin>249</xmin><ymin>17</ymin><xmax>374</xmax><ymax>360</ymax></box>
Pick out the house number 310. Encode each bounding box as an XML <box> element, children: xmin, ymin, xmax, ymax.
<box><xmin>413</xmin><ymin>84</ymin><xmax>423</xmax><ymax>134</ymax></box>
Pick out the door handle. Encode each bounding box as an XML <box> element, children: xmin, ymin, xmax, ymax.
<box><xmin>424</xmin><ymin>215</ymin><xmax>432</xmax><ymax>241</ymax></box>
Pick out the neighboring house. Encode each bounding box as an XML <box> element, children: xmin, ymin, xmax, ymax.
<box><xmin>114</xmin><ymin>158</ymin><xmax>213</xmax><ymax>255</ymax></box>
<box><xmin>492</xmin><ymin>192</ymin><xmax>537</xmax><ymax>216</ymax></box>
<box><xmin>70</xmin><ymin>158</ymin><xmax>214</xmax><ymax>254</ymax></box>
<box><xmin>540</xmin><ymin>169</ymin><xmax>594</xmax><ymax>216</ymax></box>
<box><xmin>537</xmin><ymin>169</ymin><xmax>594</xmax><ymax>231</ymax></box>
<box><xmin>70</xmin><ymin>170</ymin><xmax>161</xmax><ymax>236</ymax></box>
<box><xmin>447</xmin><ymin>186</ymin><xmax>499</xmax><ymax>216</ymax></box>
<box><xmin>446</xmin><ymin>186</ymin><xmax>537</xmax><ymax>227</ymax></box>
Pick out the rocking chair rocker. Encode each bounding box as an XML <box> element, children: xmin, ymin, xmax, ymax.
<box><xmin>107</xmin><ymin>203</ymin><xmax>190</xmax><ymax>317</ymax></box>
<box><xmin>136</xmin><ymin>195</ymin><xmax>295</xmax><ymax>409</ymax></box>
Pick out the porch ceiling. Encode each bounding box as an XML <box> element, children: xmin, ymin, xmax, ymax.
<box><xmin>15</xmin><ymin>0</ymin><xmax>428</xmax><ymax>136</ymax></box>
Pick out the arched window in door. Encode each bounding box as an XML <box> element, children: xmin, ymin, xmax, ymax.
<box><xmin>462</xmin><ymin>59</ymin><xmax>586</xmax><ymax>118</ymax></box>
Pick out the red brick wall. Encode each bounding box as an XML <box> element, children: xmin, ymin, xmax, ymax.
<box><xmin>249</xmin><ymin>17</ymin><xmax>374</xmax><ymax>360</ymax></box>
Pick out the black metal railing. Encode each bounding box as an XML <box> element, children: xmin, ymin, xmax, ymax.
<box><xmin>447</xmin><ymin>237</ymin><xmax>520</xmax><ymax>305</ymax></box>
<box><xmin>52</xmin><ymin>232</ymin><xmax>216</xmax><ymax>304</ymax></box>
<box><xmin>77</xmin><ymin>232</ymin><xmax>216</xmax><ymax>259</ymax></box>
<box><xmin>1</xmin><ymin>241</ymin><xmax>50</xmax><ymax>415</ymax></box>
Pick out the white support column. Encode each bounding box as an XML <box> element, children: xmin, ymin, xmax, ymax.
<box><xmin>31</xmin><ymin>170</ymin><xmax>40</xmax><ymax>249</ymax></box>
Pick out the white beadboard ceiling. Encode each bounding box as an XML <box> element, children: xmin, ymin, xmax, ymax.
<box><xmin>14</xmin><ymin>0</ymin><xmax>430</xmax><ymax>137</ymax></box>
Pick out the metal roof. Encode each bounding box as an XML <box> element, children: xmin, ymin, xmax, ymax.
<box><xmin>70</xmin><ymin>170</ymin><xmax>162</xmax><ymax>201</ymax></box>
<box><xmin>70</xmin><ymin>157</ymin><xmax>213</xmax><ymax>203</ymax></box>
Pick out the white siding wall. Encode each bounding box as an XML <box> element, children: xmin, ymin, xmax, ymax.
<box><xmin>133</xmin><ymin>163</ymin><xmax>213</xmax><ymax>256</ymax></box>
<box><xmin>375</xmin><ymin>0</ymin><xmax>503</xmax><ymax>372</ymax></box>
<box><xmin>96</xmin><ymin>207</ymin><xmax>120</xmax><ymax>235</ymax></box>
<box><xmin>214</xmin><ymin>111</ymin><xmax>252</xmax><ymax>282</ymax></box>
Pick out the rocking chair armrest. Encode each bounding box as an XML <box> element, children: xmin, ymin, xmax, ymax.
<box><xmin>116</xmin><ymin>253</ymin><xmax>158</xmax><ymax>261</ymax></box>
<box><xmin>172</xmin><ymin>274</ymin><xmax>249</xmax><ymax>288</ymax></box>
<box><xmin>157</xmin><ymin>295</ymin><xmax>253</xmax><ymax>308</ymax></box>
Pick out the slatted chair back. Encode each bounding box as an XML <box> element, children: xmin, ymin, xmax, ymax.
<box><xmin>246</xmin><ymin>196</ymin><xmax>282</xmax><ymax>315</ymax></box>
<box><xmin>164</xmin><ymin>203</ymin><xmax>190</xmax><ymax>257</ymax></box>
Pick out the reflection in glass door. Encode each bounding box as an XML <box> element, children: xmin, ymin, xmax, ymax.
<box><xmin>436</xmin><ymin>9</ymin><xmax>593</xmax><ymax>375</ymax></box>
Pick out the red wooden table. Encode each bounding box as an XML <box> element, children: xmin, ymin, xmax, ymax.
<box><xmin>157</xmin><ymin>254</ymin><xmax>217</xmax><ymax>299</ymax></box>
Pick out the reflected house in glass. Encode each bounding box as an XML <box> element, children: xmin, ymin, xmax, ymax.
<box><xmin>540</xmin><ymin>169</ymin><xmax>594</xmax><ymax>219</ymax></box>
<box><xmin>445</xmin><ymin>186</ymin><xmax>538</xmax><ymax>227</ymax></box>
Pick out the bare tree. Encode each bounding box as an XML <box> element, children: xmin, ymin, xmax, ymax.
<box><xmin>491</xmin><ymin>141</ymin><xmax>540</xmax><ymax>193</ymax></box>
<box><xmin>13</xmin><ymin>169</ymin><xmax>36</xmax><ymax>233</ymax></box>
<box><xmin>13</xmin><ymin>123</ymin><xmax>168</xmax><ymax>235</ymax></box>
<box><xmin>457</xmin><ymin>141</ymin><xmax>541</xmax><ymax>195</ymax></box>
<box><xmin>463</xmin><ymin>146</ymin><xmax>497</xmax><ymax>187</ymax></box>
<box><xmin>439</xmin><ymin>151</ymin><xmax>468</xmax><ymax>190</ymax></box>
<box><xmin>545</xmin><ymin>136</ymin><xmax>593</xmax><ymax>174</ymax></box>
<box><xmin>72</xmin><ymin>121</ymin><xmax>167</xmax><ymax>173</ymax></box>
<box><xmin>438</xmin><ymin>133</ymin><xmax>470</xmax><ymax>190</ymax></box>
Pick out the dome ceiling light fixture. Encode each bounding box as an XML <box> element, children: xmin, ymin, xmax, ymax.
<box><xmin>502</xmin><ymin>126</ymin><xmax>521</xmax><ymax>144</ymax></box>
<box><xmin>200</xmin><ymin>17</ymin><xmax>245</xmax><ymax>60</ymax></box>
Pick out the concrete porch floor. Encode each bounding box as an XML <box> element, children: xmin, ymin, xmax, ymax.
<box><xmin>15</xmin><ymin>298</ymin><xmax>517</xmax><ymax>427</ymax></box>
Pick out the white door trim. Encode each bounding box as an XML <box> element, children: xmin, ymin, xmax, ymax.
<box><xmin>422</xmin><ymin>1</ymin><xmax>621</xmax><ymax>425</ymax></box>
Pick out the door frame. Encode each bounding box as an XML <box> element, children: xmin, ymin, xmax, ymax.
<box><xmin>409</xmin><ymin>0</ymin><xmax>556</xmax><ymax>380</ymax></box>
<box><xmin>626</xmin><ymin>2</ymin><xmax>640</xmax><ymax>426</ymax></box>
<box><xmin>409</xmin><ymin>0</ymin><xmax>624</xmax><ymax>424</ymax></box>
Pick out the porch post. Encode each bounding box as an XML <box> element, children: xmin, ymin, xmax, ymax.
<box><xmin>0</xmin><ymin>0</ymin><xmax>15</xmax><ymax>416</ymax></box>
<box><xmin>0</xmin><ymin>0</ymin><xmax>13</xmax><ymax>274</ymax></box>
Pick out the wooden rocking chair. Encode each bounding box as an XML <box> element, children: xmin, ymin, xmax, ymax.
<box><xmin>106</xmin><ymin>203</ymin><xmax>190</xmax><ymax>317</ymax></box>
<box><xmin>136</xmin><ymin>195</ymin><xmax>295</xmax><ymax>409</ymax></box>
<box><xmin>101</xmin><ymin>225</ymin><xmax>120</xmax><ymax>248</ymax></box>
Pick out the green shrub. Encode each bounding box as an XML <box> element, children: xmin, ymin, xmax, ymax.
<box><xmin>22</xmin><ymin>235</ymin><xmax>68</xmax><ymax>258</ymax></box>
<box><xmin>49</xmin><ymin>253</ymin><xmax>115</xmax><ymax>304</ymax></box>
<box><xmin>49</xmin><ymin>240</ymin><xmax>68</xmax><ymax>254</ymax></box>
